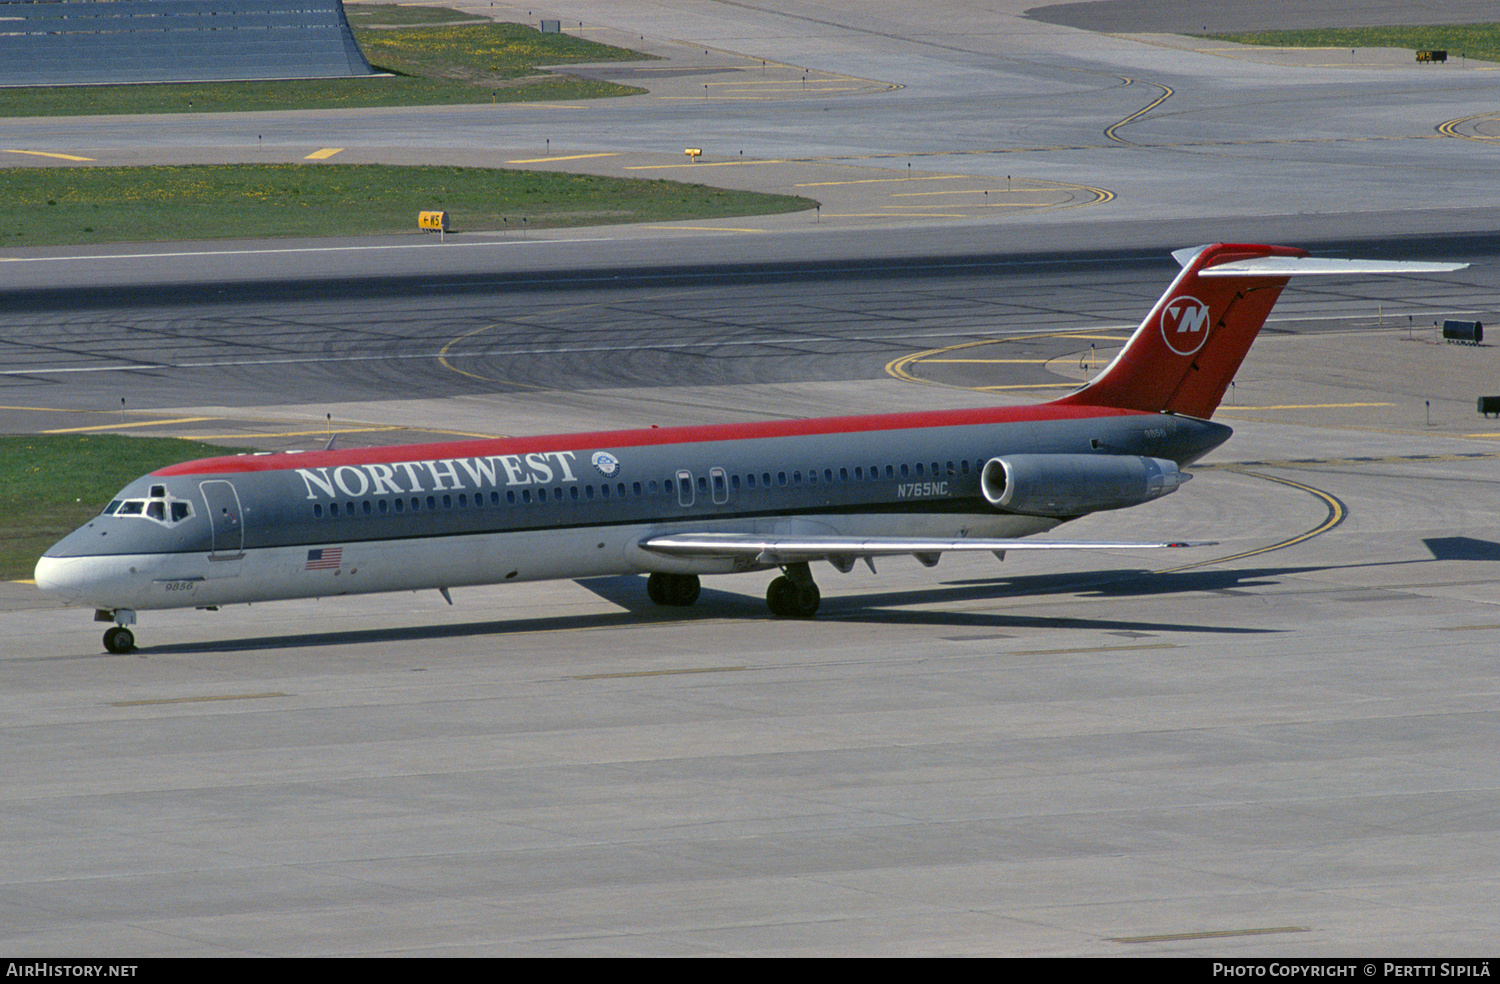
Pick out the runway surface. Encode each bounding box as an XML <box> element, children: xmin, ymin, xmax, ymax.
<box><xmin>1</xmin><ymin>0</ymin><xmax>1497</xmax><ymax>958</ymax></box>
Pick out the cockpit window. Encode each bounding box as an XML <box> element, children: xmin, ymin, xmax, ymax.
<box><xmin>110</xmin><ymin>489</ymin><xmax>195</xmax><ymax>528</ymax></box>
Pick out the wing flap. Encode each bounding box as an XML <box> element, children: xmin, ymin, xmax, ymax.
<box><xmin>642</xmin><ymin>532</ymin><xmax>1215</xmax><ymax>565</ymax></box>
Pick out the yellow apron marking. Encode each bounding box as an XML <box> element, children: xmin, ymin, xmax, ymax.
<box><xmin>44</xmin><ymin>417</ymin><xmax>217</xmax><ymax>434</ymax></box>
<box><xmin>507</xmin><ymin>153</ymin><xmax>619</xmax><ymax>163</ymax></box>
<box><xmin>112</xmin><ymin>692</ymin><xmax>289</xmax><ymax>706</ymax></box>
<box><xmin>4</xmin><ymin>150</ymin><xmax>95</xmax><ymax>161</ymax></box>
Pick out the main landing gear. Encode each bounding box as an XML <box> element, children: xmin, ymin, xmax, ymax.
<box><xmin>766</xmin><ymin>562</ymin><xmax>820</xmax><ymax>618</ymax></box>
<box><xmin>645</xmin><ymin>563</ymin><xmax>822</xmax><ymax>618</ymax></box>
<box><xmin>97</xmin><ymin>609</ymin><xmax>137</xmax><ymax>654</ymax></box>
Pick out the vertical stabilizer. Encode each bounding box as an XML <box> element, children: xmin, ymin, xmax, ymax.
<box><xmin>1051</xmin><ymin>243</ymin><xmax>1305</xmax><ymax>418</ymax></box>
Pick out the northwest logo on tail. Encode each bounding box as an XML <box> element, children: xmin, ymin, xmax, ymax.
<box><xmin>1160</xmin><ymin>296</ymin><xmax>1212</xmax><ymax>355</ymax></box>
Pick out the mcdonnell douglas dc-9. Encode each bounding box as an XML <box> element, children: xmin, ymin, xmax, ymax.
<box><xmin>35</xmin><ymin>244</ymin><xmax>1466</xmax><ymax>653</ymax></box>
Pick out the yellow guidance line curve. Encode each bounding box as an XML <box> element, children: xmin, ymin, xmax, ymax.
<box><xmin>437</xmin><ymin>322</ymin><xmax>541</xmax><ymax>387</ymax></box>
<box><xmin>1154</xmin><ymin>469</ymin><xmax>1347</xmax><ymax>574</ymax></box>
<box><xmin>1105</xmin><ymin>78</ymin><xmax>1174</xmax><ymax>144</ymax></box>
<box><xmin>885</xmin><ymin>331</ymin><xmax>1120</xmax><ymax>388</ymax></box>
<box><xmin>1438</xmin><ymin>112</ymin><xmax>1500</xmax><ymax>140</ymax></box>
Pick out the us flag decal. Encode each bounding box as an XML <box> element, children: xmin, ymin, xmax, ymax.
<box><xmin>305</xmin><ymin>547</ymin><xmax>343</xmax><ymax>570</ymax></box>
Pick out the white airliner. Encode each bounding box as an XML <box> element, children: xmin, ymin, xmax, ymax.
<box><xmin>35</xmin><ymin>243</ymin><xmax>1466</xmax><ymax>653</ymax></box>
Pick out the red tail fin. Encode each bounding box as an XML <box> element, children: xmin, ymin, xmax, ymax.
<box><xmin>1052</xmin><ymin>243</ymin><xmax>1307</xmax><ymax>418</ymax></box>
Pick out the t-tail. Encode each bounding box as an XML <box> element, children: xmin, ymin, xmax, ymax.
<box><xmin>1052</xmin><ymin>243</ymin><xmax>1469</xmax><ymax>419</ymax></box>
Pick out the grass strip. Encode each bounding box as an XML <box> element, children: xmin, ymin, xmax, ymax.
<box><xmin>344</xmin><ymin>3</ymin><xmax>489</xmax><ymax>27</ymax></box>
<box><xmin>0</xmin><ymin>14</ymin><xmax>650</xmax><ymax>118</ymax></box>
<box><xmin>0</xmin><ymin>164</ymin><xmax>817</xmax><ymax>245</ymax></box>
<box><xmin>2</xmin><ymin>435</ymin><xmax>245</xmax><ymax>581</ymax></box>
<box><xmin>1204</xmin><ymin>24</ymin><xmax>1500</xmax><ymax>63</ymax></box>
<box><xmin>351</xmin><ymin>12</ymin><xmax>652</xmax><ymax>87</ymax></box>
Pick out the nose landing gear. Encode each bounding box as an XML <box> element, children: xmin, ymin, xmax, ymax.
<box><xmin>103</xmin><ymin>626</ymin><xmax>136</xmax><ymax>654</ymax></box>
<box><xmin>96</xmin><ymin>609</ymin><xmax>138</xmax><ymax>654</ymax></box>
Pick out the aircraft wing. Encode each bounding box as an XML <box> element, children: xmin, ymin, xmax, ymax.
<box><xmin>641</xmin><ymin>532</ymin><xmax>1215</xmax><ymax>567</ymax></box>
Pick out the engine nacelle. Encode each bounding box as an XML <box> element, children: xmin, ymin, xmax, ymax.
<box><xmin>980</xmin><ymin>454</ymin><xmax>1190</xmax><ymax>518</ymax></box>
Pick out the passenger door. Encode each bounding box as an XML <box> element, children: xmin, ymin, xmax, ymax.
<box><xmin>199</xmin><ymin>480</ymin><xmax>245</xmax><ymax>575</ymax></box>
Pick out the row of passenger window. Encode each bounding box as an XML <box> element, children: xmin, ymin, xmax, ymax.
<box><xmin>736</xmin><ymin>459</ymin><xmax>973</xmax><ymax>488</ymax></box>
<box><xmin>307</xmin><ymin>459</ymin><xmax>980</xmax><ymax>520</ymax></box>
<box><xmin>313</xmin><ymin>483</ymin><xmax>649</xmax><ymax>518</ymax></box>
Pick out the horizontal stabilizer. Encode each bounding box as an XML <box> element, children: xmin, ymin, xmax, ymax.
<box><xmin>1198</xmin><ymin>257</ymin><xmax>1468</xmax><ymax>277</ymax></box>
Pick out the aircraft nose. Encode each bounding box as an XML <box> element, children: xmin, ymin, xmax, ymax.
<box><xmin>34</xmin><ymin>555</ymin><xmax>85</xmax><ymax>603</ymax></box>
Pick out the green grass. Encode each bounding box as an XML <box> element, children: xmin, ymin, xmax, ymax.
<box><xmin>0</xmin><ymin>13</ymin><xmax>650</xmax><ymax>117</ymax></box>
<box><xmin>1205</xmin><ymin>24</ymin><xmax>1500</xmax><ymax>63</ymax></box>
<box><xmin>0</xmin><ymin>164</ymin><xmax>817</xmax><ymax>245</ymax></box>
<box><xmin>352</xmin><ymin>14</ymin><xmax>651</xmax><ymax>88</ymax></box>
<box><xmin>345</xmin><ymin>3</ymin><xmax>489</xmax><ymax>27</ymax></box>
<box><xmin>0</xmin><ymin>74</ymin><xmax>641</xmax><ymax>118</ymax></box>
<box><xmin>1</xmin><ymin>435</ymin><xmax>243</xmax><ymax>581</ymax></box>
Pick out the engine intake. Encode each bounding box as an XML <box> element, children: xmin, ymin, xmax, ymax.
<box><xmin>981</xmin><ymin>454</ymin><xmax>1189</xmax><ymax>518</ymax></box>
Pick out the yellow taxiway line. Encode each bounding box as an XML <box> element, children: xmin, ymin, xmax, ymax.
<box><xmin>4</xmin><ymin>150</ymin><xmax>96</xmax><ymax>162</ymax></box>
